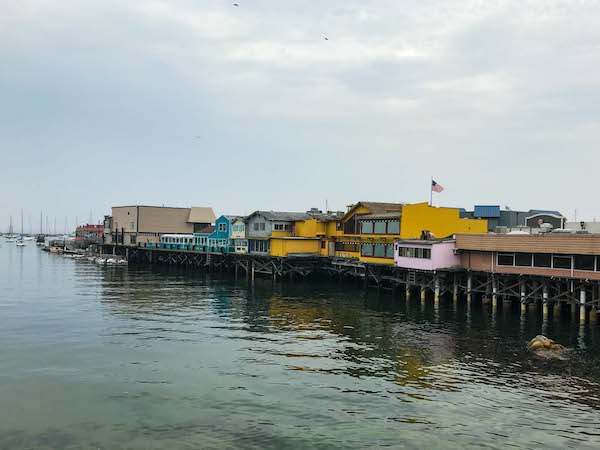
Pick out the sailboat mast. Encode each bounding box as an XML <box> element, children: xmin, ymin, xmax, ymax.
<box><xmin>21</xmin><ymin>209</ymin><xmax>24</xmax><ymax>235</ymax></box>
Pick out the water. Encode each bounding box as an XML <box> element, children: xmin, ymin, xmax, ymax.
<box><xmin>2</xmin><ymin>244</ymin><xmax>600</xmax><ymax>449</ymax></box>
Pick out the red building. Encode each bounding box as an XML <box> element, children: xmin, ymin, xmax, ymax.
<box><xmin>76</xmin><ymin>224</ymin><xmax>104</xmax><ymax>243</ymax></box>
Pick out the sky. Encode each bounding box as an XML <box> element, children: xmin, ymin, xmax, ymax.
<box><xmin>1</xmin><ymin>0</ymin><xmax>599</xmax><ymax>233</ymax></box>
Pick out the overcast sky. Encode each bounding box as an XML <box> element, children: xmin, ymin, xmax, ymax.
<box><xmin>1</xmin><ymin>0</ymin><xmax>599</xmax><ymax>232</ymax></box>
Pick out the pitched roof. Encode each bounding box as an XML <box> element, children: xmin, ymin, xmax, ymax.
<box><xmin>343</xmin><ymin>202</ymin><xmax>404</xmax><ymax>220</ymax></box>
<box><xmin>249</xmin><ymin>211</ymin><xmax>313</xmax><ymax>222</ymax></box>
<box><xmin>219</xmin><ymin>215</ymin><xmax>242</xmax><ymax>222</ymax></box>
<box><xmin>360</xmin><ymin>212</ymin><xmax>402</xmax><ymax>220</ymax></box>
<box><xmin>188</xmin><ymin>207</ymin><xmax>216</xmax><ymax>224</ymax></box>
<box><xmin>359</xmin><ymin>202</ymin><xmax>404</xmax><ymax>213</ymax></box>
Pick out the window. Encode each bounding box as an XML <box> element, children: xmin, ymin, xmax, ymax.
<box><xmin>361</xmin><ymin>221</ymin><xmax>373</xmax><ymax>234</ymax></box>
<box><xmin>321</xmin><ymin>241</ymin><xmax>326</xmax><ymax>249</ymax></box>
<box><xmin>515</xmin><ymin>253</ymin><xmax>533</xmax><ymax>267</ymax></box>
<box><xmin>274</xmin><ymin>223</ymin><xmax>290</xmax><ymax>231</ymax></box>
<box><xmin>374</xmin><ymin>222</ymin><xmax>386</xmax><ymax>234</ymax></box>
<box><xmin>130</xmin><ymin>235</ymin><xmax>137</xmax><ymax>245</ymax></box>
<box><xmin>552</xmin><ymin>255</ymin><xmax>572</xmax><ymax>270</ymax></box>
<box><xmin>423</xmin><ymin>248</ymin><xmax>431</xmax><ymax>259</ymax></box>
<box><xmin>574</xmin><ymin>255</ymin><xmax>595</xmax><ymax>271</ymax></box>
<box><xmin>374</xmin><ymin>245</ymin><xmax>385</xmax><ymax>257</ymax></box>
<box><xmin>219</xmin><ymin>223</ymin><xmax>227</xmax><ymax>233</ymax></box>
<box><xmin>386</xmin><ymin>245</ymin><xmax>394</xmax><ymax>259</ymax></box>
<box><xmin>361</xmin><ymin>244</ymin><xmax>373</xmax><ymax>256</ymax></box>
<box><xmin>284</xmin><ymin>224</ymin><xmax>292</xmax><ymax>231</ymax></box>
<box><xmin>254</xmin><ymin>223</ymin><xmax>259</xmax><ymax>231</ymax></box>
<box><xmin>415</xmin><ymin>248</ymin><xmax>423</xmax><ymax>258</ymax></box>
<box><xmin>260</xmin><ymin>223</ymin><xmax>266</xmax><ymax>231</ymax></box>
<box><xmin>497</xmin><ymin>253</ymin><xmax>515</xmax><ymax>266</ymax></box>
<box><xmin>387</xmin><ymin>221</ymin><xmax>400</xmax><ymax>235</ymax></box>
<box><xmin>534</xmin><ymin>254</ymin><xmax>552</xmax><ymax>268</ymax></box>
<box><xmin>251</xmin><ymin>240</ymin><xmax>269</xmax><ymax>253</ymax></box>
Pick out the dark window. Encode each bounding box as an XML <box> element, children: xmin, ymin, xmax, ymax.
<box><xmin>574</xmin><ymin>255</ymin><xmax>595</xmax><ymax>271</ymax></box>
<box><xmin>259</xmin><ymin>223</ymin><xmax>266</xmax><ymax>231</ymax></box>
<box><xmin>361</xmin><ymin>244</ymin><xmax>373</xmax><ymax>256</ymax></box>
<box><xmin>552</xmin><ymin>255</ymin><xmax>572</xmax><ymax>270</ymax></box>
<box><xmin>423</xmin><ymin>248</ymin><xmax>431</xmax><ymax>259</ymax></box>
<box><xmin>321</xmin><ymin>241</ymin><xmax>326</xmax><ymax>249</ymax></box>
<box><xmin>254</xmin><ymin>223</ymin><xmax>259</xmax><ymax>231</ymax></box>
<box><xmin>385</xmin><ymin>245</ymin><xmax>394</xmax><ymax>259</ymax></box>
<box><xmin>374</xmin><ymin>222</ymin><xmax>386</xmax><ymax>234</ymax></box>
<box><xmin>374</xmin><ymin>245</ymin><xmax>385</xmax><ymax>258</ymax></box>
<box><xmin>497</xmin><ymin>253</ymin><xmax>514</xmax><ymax>266</ymax></box>
<box><xmin>515</xmin><ymin>253</ymin><xmax>533</xmax><ymax>267</ymax></box>
<box><xmin>533</xmin><ymin>254</ymin><xmax>552</xmax><ymax>268</ymax></box>
<box><xmin>361</xmin><ymin>221</ymin><xmax>373</xmax><ymax>234</ymax></box>
<box><xmin>387</xmin><ymin>221</ymin><xmax>400</xmax><ymax>234</ymax></box>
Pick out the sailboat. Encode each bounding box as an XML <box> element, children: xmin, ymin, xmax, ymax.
<box><xmin>16</xmin><ymin>210</ymin><xmax>26</xmax><ymax>246</ymax></box>
<box><xmin>5</xmin><ymin>216</ymin><xmax>17</xmax><ymax>241</ymax></box>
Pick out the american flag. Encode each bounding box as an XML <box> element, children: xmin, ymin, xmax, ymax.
<box><xmin>431</xmin><ymin>180</ymin><xmax>444</xmax><ymax>193</ymax></box>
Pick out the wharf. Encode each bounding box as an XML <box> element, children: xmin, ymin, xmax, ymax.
<box><xmin>101</xmin><ymin>244</ymin><xmax>600</xmax><ymax>324</ymax></box>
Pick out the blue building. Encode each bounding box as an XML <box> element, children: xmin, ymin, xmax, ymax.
<box><xmin>203</xmin><ymin>215</ymin><xmax>240</xmax><ymax>253</ymax></box>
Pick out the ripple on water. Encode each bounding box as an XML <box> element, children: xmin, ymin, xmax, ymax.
<box><xmin>1</xmin><ymin>247</ymin><xmax>600</xmax><ymax>449</ymax></box>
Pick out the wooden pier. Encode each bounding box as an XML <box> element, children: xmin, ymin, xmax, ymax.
<box><xmin>101</xmin><ymin>244</ymin><xmax>600</xmax><ymax>324</ymax></box>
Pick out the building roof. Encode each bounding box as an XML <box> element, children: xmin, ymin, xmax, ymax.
<box><xmin>112</xmin><ymin>205</ymin><xmax>191</xmax><ymax>210</ymax></box>
<box><xmin>528</xmin><ymin>209</ymin><xmax>564</xmax><ymax>217</ymax></box>
<box><xmin>455</xmin><ymin>233</ymin><xmax>600</xmax><ymax>255</ymax></box>
<box><xmin>359</xmin><ymin>202</ymin><xmax>404</xmax><ymax>214</ymax></box>
<box><xmin>395</xmin><ymin>238</ymin><xmax>456</xmax><ymax>245</ymax></box>
<box><xmin>360</xmin><ymin>212</ymin><xmax>402</xmax><ymax>220</ymax></box>
<box><xmin>474</xmin><ymin>205</ymin><xmax>500</xmax><ymax>218</ymax></box>
<box><xmin>248</xmin><ymin>211</ymin><xmax>313</xmax><ymax>222</ymax></box>
<box><xmin>220</xmin><ymin>215</ymin><xmax>242</xmax><ymax>222</ymax></box>
<box><xmin>188</xmin><ymin>207</ymin><xmax>216</xmax><ymax>224</ymax></box>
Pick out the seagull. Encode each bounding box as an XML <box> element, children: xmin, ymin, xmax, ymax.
<box><xmin>234</xmin><ymin>3</ymin><xmax>238</xmax><ymax>6</ymax></box>
<box><xmin>324</xmin><ymin>37</ymin><xmax>329</xmax><ymax>41</ymax></box>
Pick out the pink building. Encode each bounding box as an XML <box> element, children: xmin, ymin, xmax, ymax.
<box><xmin>394</xmin><ymin>239</ymin><xmax>460</xmax><ymax>271</ymax></box>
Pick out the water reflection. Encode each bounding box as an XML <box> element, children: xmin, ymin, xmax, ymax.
<box><xmin>2</xmin><ymin>246</ymin><xmax>600</xmax><ymax>449</ymax></box>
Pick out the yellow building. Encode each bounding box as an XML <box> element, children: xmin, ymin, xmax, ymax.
<box><xmin>333</xmin><ymin>201</ymin><xmax>487</xmax><ymax>265</ymax></box>
<box><xmin>269</xmin><ymin>215</ymin><xmax>342</xmax><ymax>258</ymax></box>
<box><xmin>245</xmin><ymin>210</ymin><xmax>340</xmax><ymax>258</ymax></box>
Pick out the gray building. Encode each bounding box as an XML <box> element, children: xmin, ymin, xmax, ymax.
<box><xmin>245</xmin><ymin>211</ymin><xmax>314</xmax><ymax>254</ymax></box>
<box><xmin>460</xmin><ymin>206</ymin><xmax>565</xmax><ymax>232</ymax></box>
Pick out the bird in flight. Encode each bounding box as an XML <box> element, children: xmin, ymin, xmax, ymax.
<box><xmin>233</xmin><ymin>3</ymin><xmax>238</xmax><ymax>6</ymax></box>
<box><xmin>324</xmin><ymin>37</ymin><xmax>329</xmax><ymax>41</ymax></box>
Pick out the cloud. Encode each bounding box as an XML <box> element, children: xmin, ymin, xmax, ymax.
<box><xmin>1</xmin><ymin>0</ymin><xmax>600</xmax><ymax>226</ymax></box>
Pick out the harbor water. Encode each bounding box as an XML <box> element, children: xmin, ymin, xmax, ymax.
<box><xmin>2</xmin><ymin>243</ymin><xmax>600</xmax><ymax>449</ymax></box>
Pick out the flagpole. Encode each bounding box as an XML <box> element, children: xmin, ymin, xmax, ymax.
<box><xmin>430</xmin><ymin>176</ymin><xmax>433</xmax><ymax>207</ymax></box>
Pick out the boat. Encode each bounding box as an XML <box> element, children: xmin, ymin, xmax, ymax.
<box><xmin>23</xmin><ymin>236</ymin><xmax>34</xmax><ymax>241</ymax></box>
<box><xmin>5</xmin><ymin>216</ymin><xmax>16</xmax><ymax>241</ymax></box>
<box><xmin>16</xmin><ymin>237</ymin><xmax>25</xmax><ymax>247</ymax></box>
